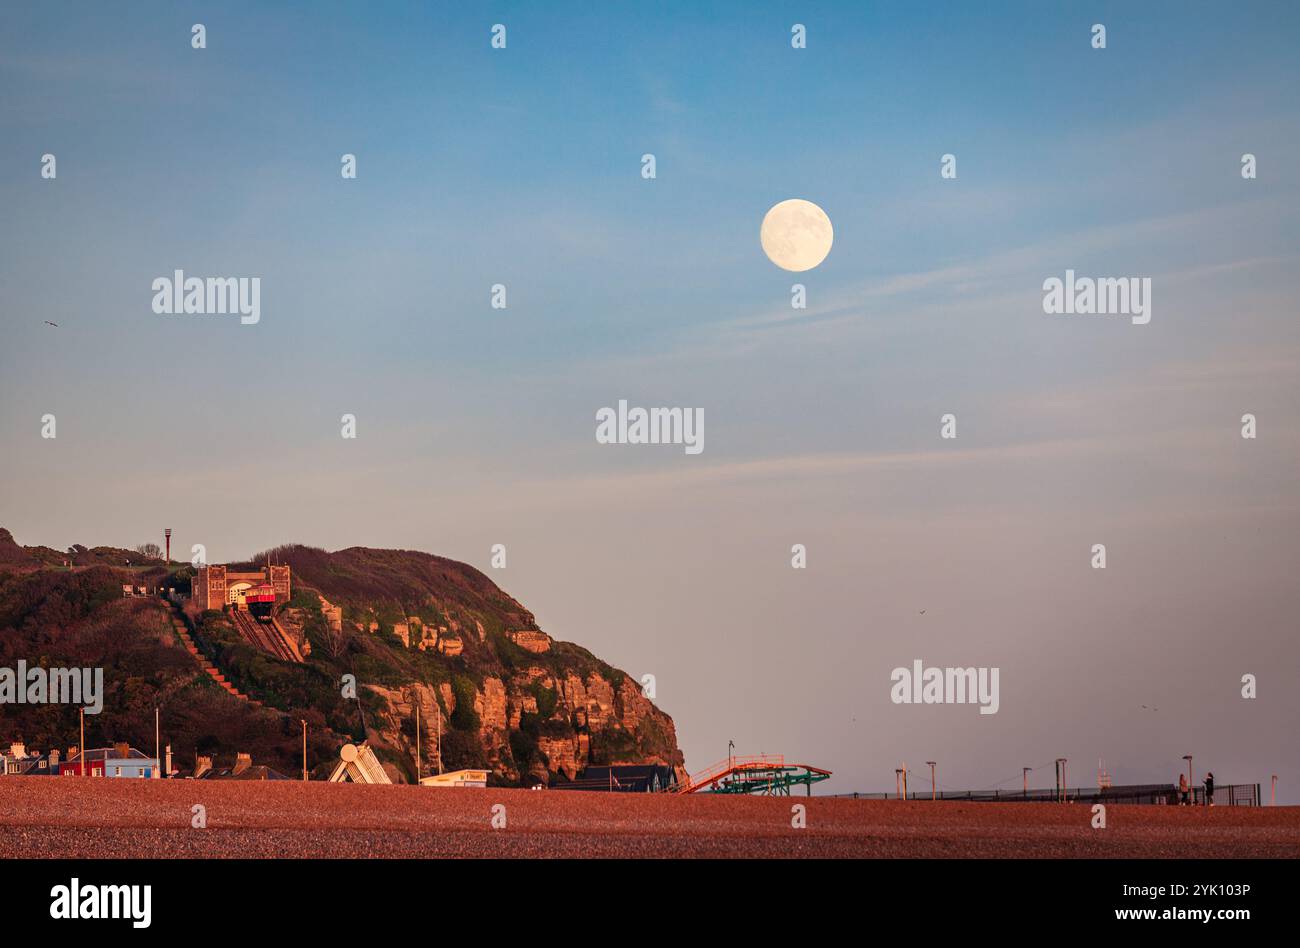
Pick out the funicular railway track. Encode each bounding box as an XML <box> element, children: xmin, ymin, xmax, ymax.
<box><xmin>228</xmin><ymin>605</ymin><xmax>302</xmax><ymax>663</ymax></box>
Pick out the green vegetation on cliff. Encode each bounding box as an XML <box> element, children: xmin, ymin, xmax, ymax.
<box><xmin>0</xmin><ymin>531</ymin><xmax>684</xmax><ymax>785</ymax></box>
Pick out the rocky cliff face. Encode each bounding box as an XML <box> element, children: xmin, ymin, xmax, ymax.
<box><xmin>0</xmin><ymin>531</ymin><xmax>686</xmax><ymax>786</ymax></box>
<box><xmin>242</xmin><ymin>543</ymin><xmax>686</xmax><ymax>785</ymax></box>
<box><xmin>354</xmin><ymin>661</ymin><xmax>683</xmax><ymax>785</ymax></box>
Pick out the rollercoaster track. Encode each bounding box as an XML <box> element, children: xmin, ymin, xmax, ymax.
<box><xmin>229</xmin><ymin>606</ymin><xmax>302</xmax><ymax>663</ymax></box>
<box><xmin>676</xmin><ymin>754</ymin><xmax>832</xmax><ymax>795</ymax></box>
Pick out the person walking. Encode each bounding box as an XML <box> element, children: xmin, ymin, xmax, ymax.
<box><xmin>1178</xmin><ymin>772</ymin><xmax>1189</xmax><ymax>805</ymax></box>
<box><xmin>1205</xmin><ymin>771</ymin><xmax>1215</xmax><ymax>807</ymax></box>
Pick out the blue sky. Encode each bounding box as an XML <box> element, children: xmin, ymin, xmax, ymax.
<box><xmin>3</xmin><ymin>2</ymin><xmax>1299</xmax><ymax>798</ymax></box>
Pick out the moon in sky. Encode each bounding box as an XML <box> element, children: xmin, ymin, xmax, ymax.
<box><xmin>760</xmin><ymin>199</ymin><xmax>833</xmax><ymax>272</ymax></box>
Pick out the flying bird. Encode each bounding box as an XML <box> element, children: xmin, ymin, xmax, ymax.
<box><xmin>44</xmin><ymin>320</ymin><xmax>58</xmax><ymax>327</ymax></box>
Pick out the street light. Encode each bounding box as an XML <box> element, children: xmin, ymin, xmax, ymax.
<box><xmin>1056</xmin><ymin>758</ymin><xmax>1068</xmax><ymax>802</ymax></box>
<box><xmin>301</xmin><ymin>719</ymin><xmax>308</xmax><ymax>782</ymax></box>
<box><xmin>926</xmin><ymin>761</ymin><xmax>937</xmax><ymax>801</ymax></box>
<box><xmin>728</xmin><ymin>739</ymin><xmax>735</xmax><ymax>770</ymax></box>
<box><xmin>895</xmin><ymin>768</ymin><xmax>903</xmax><ymax>800</ymax></box>
<box><xmin>1023</xmin><ymin>767</ymin><xmax>1032</xmax><ymax>799</ymax></box>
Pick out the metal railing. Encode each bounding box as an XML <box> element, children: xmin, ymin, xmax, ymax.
<box><xmin>677</xmin><ymin>754</ymin><xmax>786</xmax><ymax>794</ymax></box>
<box><xmin>826</xmin><ymin>783</ymin><xmax>1261</xmax><ymax>806</ymax></box>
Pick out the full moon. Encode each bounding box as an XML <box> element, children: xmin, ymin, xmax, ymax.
<box><xmin>760</xmin><ymin>199</ymin><xmax>833</xmax><ymax>272</ymax></box>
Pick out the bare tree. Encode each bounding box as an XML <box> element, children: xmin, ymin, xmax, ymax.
<box><xmin>134</xmin><ymin>543</ymin><xmax>162</xmax><ymax>560</ymax></box>
<box><xmin>321</xmin><ymin>620</ymin><xmax>350</xmax><ymax>660</ymax></box>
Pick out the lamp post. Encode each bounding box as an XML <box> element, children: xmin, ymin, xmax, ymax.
<box><xmin>1056</xmin><ymin>758</ymin><xmax>1068</xmax><ymax>802</ymax></box>
<box><xmin>728</xmin><ymin>739</ymin><xmax>735</xmax><ymax>770</ymax></box>
<box><xmin>1023</xmin><ymin>767</ymin><xmax>1032</xmax><ymax>799</ymax></box>
<box><xmin>301</xmin><ymin>719</ymin><xmax>308</xmax><ymax>782</ymax></box>
<box><xmin>79</xmin><ymin>707</ymin><xmax>85</xmax><ymax>777</ymax></box>
<box><xmin>895</xmin><ymin>768</ymin><xmax>903</xmax><ymax>800</ymax></box>
<box><xmin>1272</xmin><ymin>775</ymin><xmax>1277</xmax><ymax>806</ymax></box>
<box><xmin>415</xmin><ymin>703</ymin><xmax>421</xmax><ymax>783</ymax></box>
<box><xmin>1183</xmin><ymin>755</ymin><xmax>1194</xmax><ymax>802</ymax></box>
<box><xmin>926</xmin><ymin>761</ymin><xmax>937</xmax><ymax>801</ymax></box>
<box><xmin>154</xmin><ymin>706</ymin><xmax>160</xmax><ymax>779</ymax></box>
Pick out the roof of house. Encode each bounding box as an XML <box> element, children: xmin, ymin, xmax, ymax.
<box><xmin>65</xmin><ymin>747</ymin><xmax>155</xmax><ymax>764</ymax></box>
<box><xmin>581</xmin><ymin>764</ymin><xmax>676</xmax><ymax>781</ymax></box>
<box><xmin>562</xmin><ymin>764</ymin><xmax>678</xmax><ymax>792</ymax></box>
<box><xmin>4</xmin><ymin>752</ymin><xmax>59</xmax><ymax>775</ymax></box>
<box><xmin>210</xmin><ymin>764</ymin><xmax>291</xmax><ymax>781</ymax></box>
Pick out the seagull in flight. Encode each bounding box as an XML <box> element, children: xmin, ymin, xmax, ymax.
<box><xmin>44</xmin><ymin>320</ymin><xmax>59</xmax><ymax>327</ymax></box>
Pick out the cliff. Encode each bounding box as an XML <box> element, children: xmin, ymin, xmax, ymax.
<box><xmin>236</xmin><ymin>543</ymin><xmax>684</xmax><ymax>785</ymax></box>
<box><xmin>0</xmin><ymin>531</ymin><xmax>685</xmax><ymax>786</ymax></box>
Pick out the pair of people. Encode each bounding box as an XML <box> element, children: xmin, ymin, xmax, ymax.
<box><xmin>1176</xmin><ymin>771</ymin><xmax>1215</xmax><ymax>806</ymax></box>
